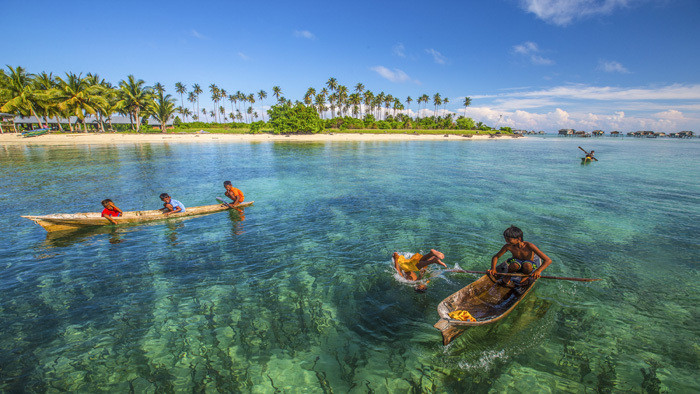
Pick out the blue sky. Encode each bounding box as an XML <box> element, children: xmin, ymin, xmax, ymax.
<box><xmin>4</xmin><ymin>0</ymin><xmax>699</xmax><ymax>132</ymax></box>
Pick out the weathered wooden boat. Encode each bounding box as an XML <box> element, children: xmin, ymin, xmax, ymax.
<box><xmin>433</xmin><ymin>274</ymin><xmax>537</xmax><ymax>345</ymax></box>
<box><xmin>22</xmin><ymin>201</ymin><xmax>254</xmax><ymax>232</ymax></box>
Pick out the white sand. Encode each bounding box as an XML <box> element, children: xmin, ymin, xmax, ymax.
<box><xmin>0</xmin><ymin>132</ymin><xmax>522</xmax><ymax>145</ymax></box>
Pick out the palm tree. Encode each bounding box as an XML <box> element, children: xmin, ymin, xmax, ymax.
<box><xmin>149</xmin><ymin>91</ymin><xmax>176</xmax><ymax>132</ymax></box>
<box><xmin>175</xmin><ymin>82</ymin><xmax>187</xmax><ymax>116</ymax></box>
<box><xmin>153</xmin><ymin>82</ymin><xmax>165</xmax><ymax>94</ymax></box>
<box><xmin>1</xmin><ymin>66</ymin><xmax>45</xmax><ymax>128</ymax></box>
<box><xmin>187</xmin><ymin>92</ymin><xmax>197</xmax><ymax>120</ymax></box>
<box><xmin>462</xmin><ymin>97</ymin><xmax>472</xmax><ymax>118</ymax></box>
<box><xmin>326</xmin><ymin>77</ymin><xmax>338</xmax><ymax>93</ymax></box>
<box><xmin>433</xmin><ymin>93</ymin><xmax>442</xmax><ymax>118</ymax></box>
<box><xmin>272</xmin><ymin>86</ymin><xmax>282</xmax><ymax>102</ymax></box>
<box><xmin>247</xmin><ymin>94</ymin><xmax>255</xmax><ymax>123</ymax></box>
<box><xmin>192</xmin><ymin>83</ymin><xmax>202</xmax><ymax>119</ymax></box>
<box><xmin>54</xmin><ymin>72</ymin><xmax>107</xmax><ymax>132</ymax></box>
<box><xmin>314</xmin><ymin>93</ymin><xmax>327</xmax><ymax>118</ymax></box>
<box><xmin>442</xmin><ymin>97</ymin><xmax>449</xmax><ymax>115</ymax></box>
<box><xmin>33</xmin><ymin>71</ymin><xmax>59</xmax><ymax>129</ymax></box>
<box><xmin>257</xmin><ymin>90</ymin><xmax>267</xmax><ymax>121</ymax></box>
<box><xmin>209</xmin><ymin>84</ymin><xmax>220</xmax><ymax>123</ymax></box>
<box><xmin>202</xmin><ymin>108</ymin><xmax>208</xmax><ymax>122</ymax></box>
<box><xmin>405</xmin><ymin>96</ymin><xmax>413</xmax><ymax>117</ymax></box>
<box><xmin>117</xmin><ymin>75</ymin><xmax>151</xmax><ymax>132</ymax></box>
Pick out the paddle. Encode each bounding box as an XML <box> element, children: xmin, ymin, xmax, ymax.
<box><xmin>445</xmin><ymin>269</ymin><xmax>602</xmax><ymax>282</ymax></box>
<box><xmin>578</xmin><ymin>146</ymin><xmax>598</xmax><ymax>161</ymax></box>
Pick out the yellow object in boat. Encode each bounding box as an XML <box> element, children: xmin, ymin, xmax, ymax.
<box><xmin>449</xmin><ymin>310</ymin><xmax>477</xmax><ymax>322</ymax></box>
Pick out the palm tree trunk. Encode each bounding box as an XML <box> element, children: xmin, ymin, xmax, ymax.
<box><xmin>108</xmin><ymin>118</ymin><xmax>114</xmax><ymax>132</ymax></box>
<box><xmin>135</xmin><ymin>109</ymin><xmax>141</xmax><ymax>132</ymax></box>
<box><xmin>68</xmin><ymin>117</ymin><xmax>74</xmax><ymax>132</ymax></box>
<box><xmin>55</xmin><ymin>116</ymin><xmax>63</xmax><ymax>131</ymax></box>
<box><xmin>30</xmin><ymin>106</ymin><xmax>45</xmax><ymax>128</ymax></box>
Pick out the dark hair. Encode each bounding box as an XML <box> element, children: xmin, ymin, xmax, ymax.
<box><xmin>223</xmin><ymin>181</ymin><xmax>232</xmax><ymax>186</ymax></box>
<box><xmin>101</xmin><ymin>199</ymin><xmax>112</xmax><ymax>206</ymax></box>
<box><xmin>159</xmin><ymin>193</ymin><xmax>170</xmax><ymax>199</ymax></box>
<box><xmin>503</xmin><ymin>225</ymin><xmax>523</xmax><ymax>240</ymax></box>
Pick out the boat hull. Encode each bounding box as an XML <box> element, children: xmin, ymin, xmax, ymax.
<box><xmin>22</xmin><ymin>201</ymin><xmax>253</xmax><ymax>232</ymax></box>
<box><xmin>433</xmin><ymin>274</ymin><xmax>537</xmax><ymax>345</ymax></box>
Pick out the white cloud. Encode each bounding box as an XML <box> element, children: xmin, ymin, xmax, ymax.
<box><xmin>191</xmin><ymin>29</ymin><xmax>206</xmax><ymax>39</ymax></box>
<box><xmin>393</xmin><ymin>43</ymin><xmax>406</xmax><ymax>58</ymax></box>
<box><xmin>598</xmin><ymin>60</ymin><xmax>630</xmax><ymax>73</ymax></box>
<box><xmin>293</xmin><ymin>30</ymin><xmax>316</xmax><ymax>39</ymax></box>
<box><xmin>238</xmin><ymin>52</ymin><xmax>250</xmax><ymax>61</ymax></box>
<box><xmin>520</xmin><ymin>0</ymin><xmax>631</xmax><ymax>26</ymax></box>
<box><xmin>425</xmin><ymin>48</ymin><xmax>447</xmax><ymax>64</ymax></box>
<box><xmin>370</xmin><ymin>66</ymin><xmax>417</xmax><ymax>83</ymax></box>
<box><xmin>512</xmin><ymin>41</ymin><xmax>553</xmax><ymax>65</ymax></box>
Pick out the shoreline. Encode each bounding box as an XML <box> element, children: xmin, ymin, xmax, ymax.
<box><xmin>0</xmin><ymin>132</ymin><xmax>522</xmax><ymax>145</ymax></box>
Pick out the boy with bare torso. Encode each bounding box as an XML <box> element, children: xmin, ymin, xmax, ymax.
<box><xmin>488</xmin><ymin>226</ymin><xmax>552</xmax><ymax>286</ymax></box>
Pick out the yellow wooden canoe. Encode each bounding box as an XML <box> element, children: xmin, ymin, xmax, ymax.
<box><xmin>22</xmin><ymin>201</ymin><xmax>254</xmax><ymax>232</ymax></box>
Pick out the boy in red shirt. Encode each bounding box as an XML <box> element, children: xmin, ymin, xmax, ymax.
<box><xmin>223</xmin><ymin>181</ymin><xmax>244</xmax><ymax>208</ymax></box>
<box><xmin>101</xmin><ymin>199</ymin><xmax>122</xmax><ymax>225</ymax></box>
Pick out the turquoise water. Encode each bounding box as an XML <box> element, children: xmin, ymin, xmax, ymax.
<box><xmin>0</xmin><ymin>137</ymin><xmax>698</xmax><ymax>392</ymax></box>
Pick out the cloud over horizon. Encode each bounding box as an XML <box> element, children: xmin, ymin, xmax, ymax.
<box><xmin>293</xmin><ymin>30</ymin><xmax>316</xmax><ymax>39</ymax></box>
<box><xmin>425</xmin><ymin>48</ymin><xmax>447</xmax><ymax>64</ymax></box>
<box><xmin>513</xmin><ymin>41</ymin><xmax>553</xmax><ymax>65</ymax></box>
<box><xmin>520</xmin><ymin>0</ymin><xmax>631</xmax><ymax>26</ymax></box>
<box><xmin>370</xmin><ymin>66</ymin><xmax>416</xmax><ymax>83</ymax></box>
<box><xmin>598</xmin><ymin>60</ymin><xmax>630</xmax><ymax>73</ymax></box>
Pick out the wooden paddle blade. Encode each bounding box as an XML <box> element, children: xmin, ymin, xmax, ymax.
<box><xmin>446</xmin><ymin>269</ymin><xmax>602</xmax><ymax>282</ymax></box>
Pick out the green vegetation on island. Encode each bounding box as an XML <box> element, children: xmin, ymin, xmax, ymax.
<box><xmin>0</xmin><ymin>65</ymin><xmax>510</xmax><ymax>135</ymax></box>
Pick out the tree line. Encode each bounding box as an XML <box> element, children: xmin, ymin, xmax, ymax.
<box><xmin>0</xmin><ymin>65</ymin><xmax>481</xmax><ymax>133</ymax></box>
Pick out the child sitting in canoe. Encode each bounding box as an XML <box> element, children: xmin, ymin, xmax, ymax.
<box><xmin>489</xmin><ymin>226</ymin><xmax>552</xmax><ymax>286</ymax></box>
<box><xmin>101</xmin><ymin>199</ymin><xmax>122</xmax><ymax>225</ymax></box>
<box><xmin>222</xmin><ymin>181</ymin><xmax>244</xmax><ymax>208</ymax></box>
<box><xmin>393</xmin><ymin>249</ymin><xmax>447</xmax><ymax>292</ymax></box>
<box><xmin>159</xmin><ymin>193</ymin><xmax>186</xmax><ymax>215</ymax></box>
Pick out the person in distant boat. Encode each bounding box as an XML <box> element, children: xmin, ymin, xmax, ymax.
<box><xmin>222</xmin><ymin>181</ymin><xmax>244</xmax><ymax>208</ymax></box>
<box><xmin>586</xmin><ymin>150</ymin><xmax>595</xmax><ymax>160</ymax></box>
<box><xmin>101</xmin><ymin>199</ymin><xmax>122</xmax><ymax>225</ymax></box>
<box><xmin>159</xmin><ymin>193</ymin><xmax>185</xmax><ymax>215</ymax></box>
<box><xmin>393</xmin><ymin>250</ymin><xmax>447</xmax><ymax>292</ymax></box>
<box><xmin>488</xmin><ymin>226</ymin><xmax>552</xmax><ymax>287</ymax></box>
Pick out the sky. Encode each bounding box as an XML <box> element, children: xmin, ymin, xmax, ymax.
<box><xmin>3</xmin><ymin>0</ymin><xmax>700</xmax><ymax>132</ymax></box>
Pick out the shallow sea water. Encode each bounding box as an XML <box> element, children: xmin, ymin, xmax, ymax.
<box><xmin>0</xmin><ymin>137</ymin><xmax>698</xmax><ymax>392</ymax></box>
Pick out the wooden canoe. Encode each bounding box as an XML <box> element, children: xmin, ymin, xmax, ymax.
<box><xmin>433</xmin><ymin>274</ymin><xmax>537</xmax><ymax>345</ymax></box>
<box><xmin>21</xmin><ymin>201</ymin><xmax>254</xmax><ymax>232</ymax></box>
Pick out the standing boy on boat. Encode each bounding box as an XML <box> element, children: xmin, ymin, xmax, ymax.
<box><xmin>222</xmin><ymin>181</ymin><xmax>244</xmax><ymax>208</ymax></box>
<box><xmin>159</xmin><ymin>193</ymin><xmax>186</xmax><ymax>215</ymax></box>
<box><xmin>101</xmin><ymin>199</ymin><xmax>122</xmax><ymax>225</ymax></box>
<box><xmin>488</xmin><ymin>226</ymin><xmax>552</xmax><ymax>286</ymax></box>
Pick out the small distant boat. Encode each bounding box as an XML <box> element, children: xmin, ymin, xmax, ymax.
<box><xmin>433</xmin><ymin>274</ymin><xmax>537</xmax><ymax>345</ymax></box>
<box><xmin>581</xmin><ymin>157</ymin><xmax>593</xmax><ymax>163</ymax></box>
<box><xmin>22</xmin><ymin>201</ymin><xmax>254</xmax><ymax>232</ymax></box>
<box><xmin>22</xmin><ymin>128</ymin><xmax>50</xmax><ymax>138</ymax></box>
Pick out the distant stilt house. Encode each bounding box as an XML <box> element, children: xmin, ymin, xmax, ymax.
<box><xmin>610</xmin><ymin>131</ymin><xmax>620</xmax><ymax>137</ymax></box>
<box><xmin>538</xmin><ymin>131</ymin><xmax>545</xmax><ymax>134</ymax></box>
<box><xmin>573</xmin><ymin>130</ymin><xmax>590</xmax><ymax>137</ymax></box>
<box><xmin>558</xmin><ymin>128</ymin><xmax>575</xmax><ymax>136</ymax></box>
<box><xmin>592</xmin><ymin>130</ymin><xmax>604</xmax><ymax>136</ymax></box>
<box><xmin>678</xmin><ymin>130</ymin><xmax>694</xmax><ymax>138</ymax></box>
<box><xmin>0</xmin><ymin>113</ymin><xmax>16</xmax><ymax>133</ymax></box>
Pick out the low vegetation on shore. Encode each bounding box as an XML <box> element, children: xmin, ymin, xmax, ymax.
<box><xmin>0</xmin><ymin>65</ymin><xmax>513</xmax><ymax>135</ymax></box>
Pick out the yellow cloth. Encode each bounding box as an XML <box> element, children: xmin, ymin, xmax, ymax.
<box><xmin>449</xmin><ymin>310</ymin><xmax>477</xmax><ymax>322</ymax></box>
<box><xmin>397</xmin><ymin>253</ymin><xmax>423</xmax><ymax>272</ymax></box>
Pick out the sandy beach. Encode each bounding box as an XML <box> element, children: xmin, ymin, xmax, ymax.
<box><xmin>0</xmin><ymin>132</ymin><xmax>520</xmax><ymax>145</ymax></box>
